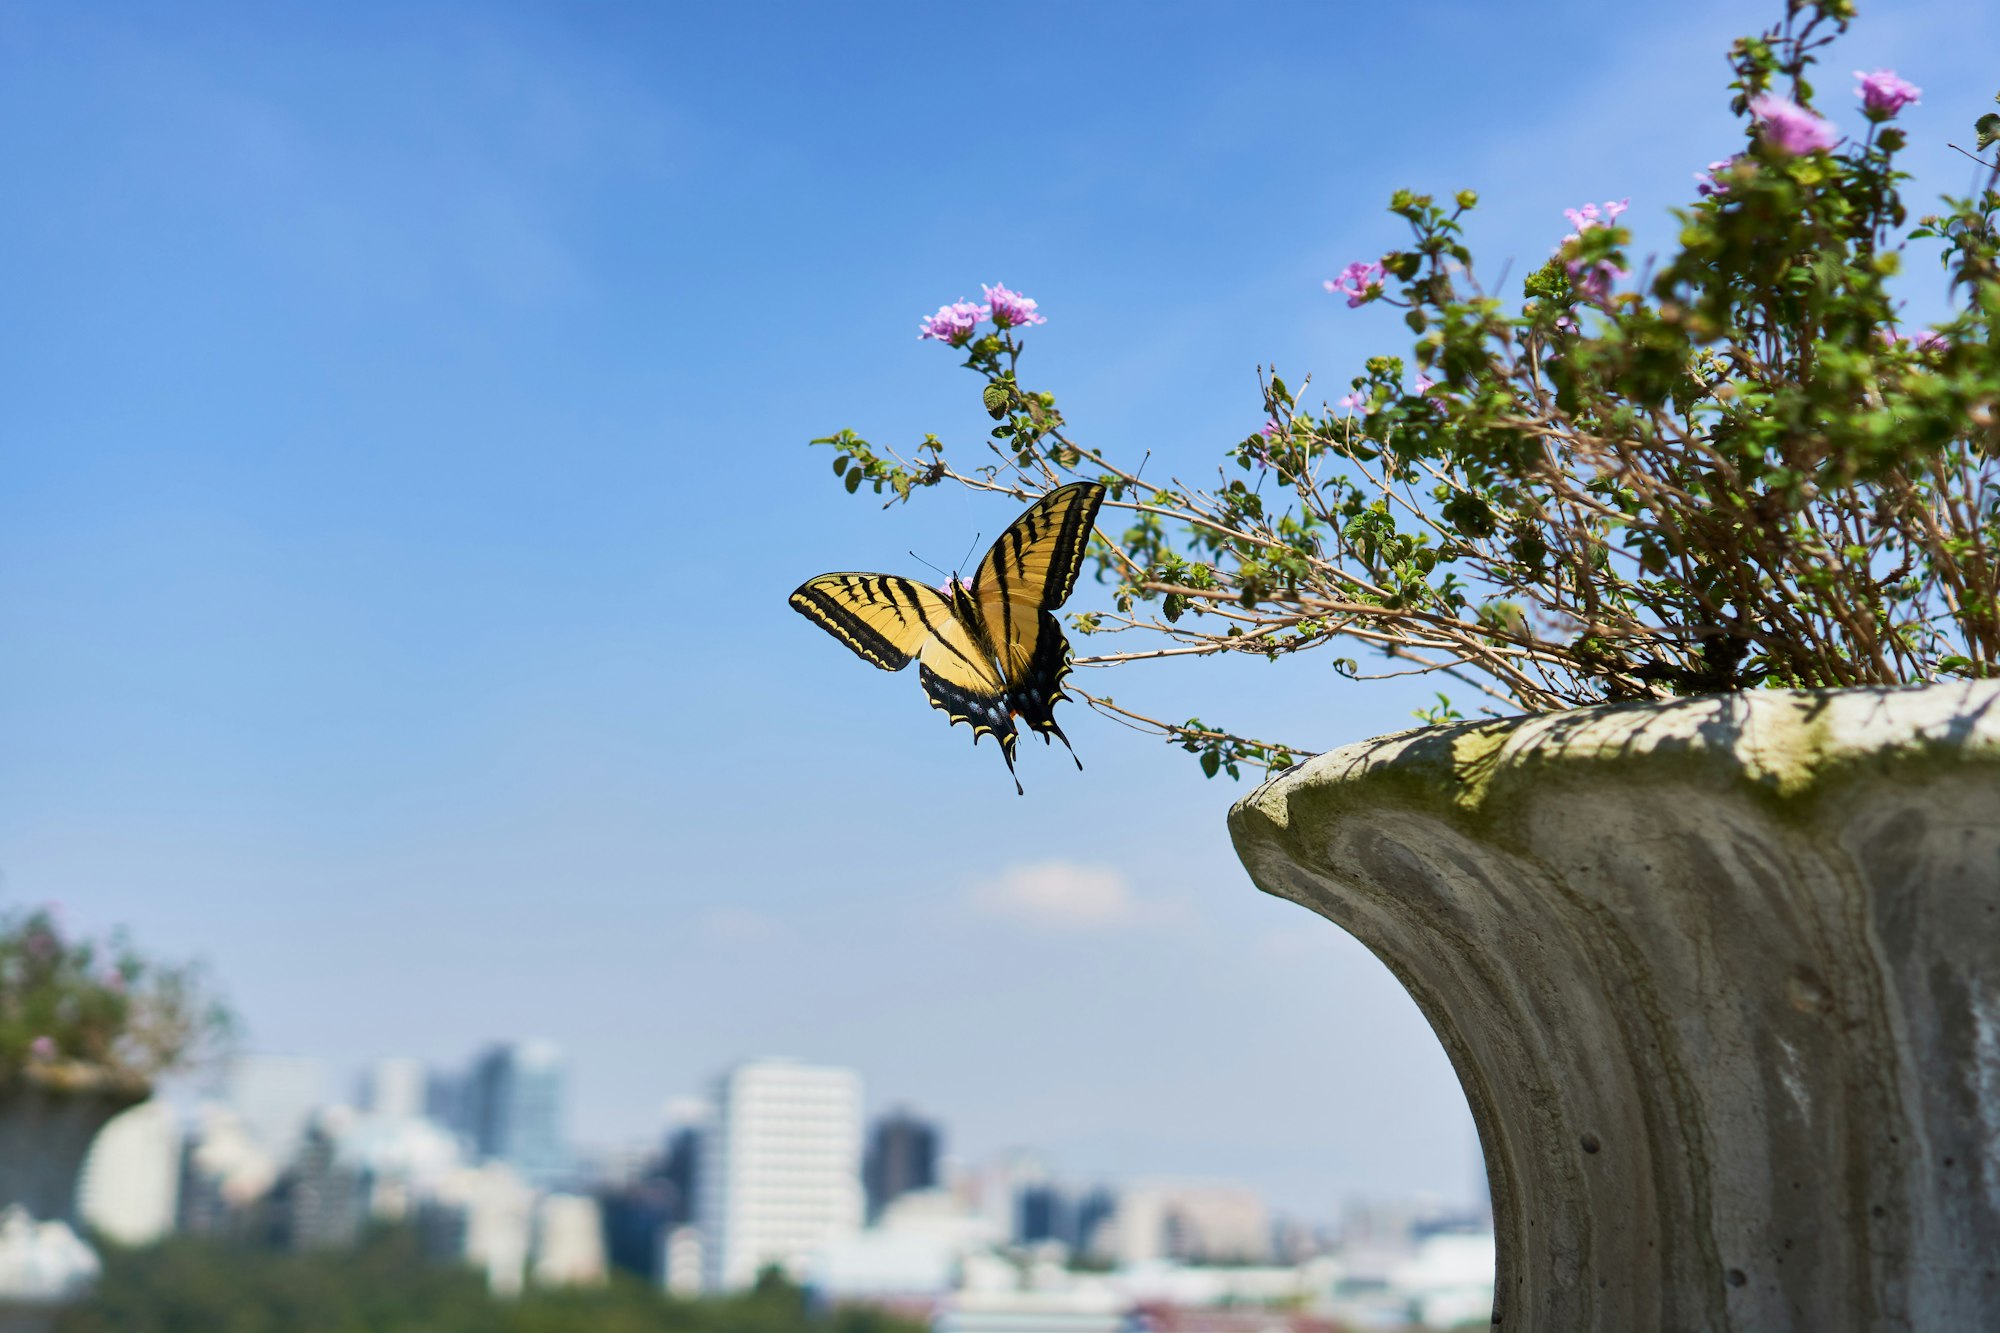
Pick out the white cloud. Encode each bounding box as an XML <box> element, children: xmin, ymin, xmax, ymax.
<box><xmin>968</xmin><ymin>861</ymin><xmax>1179</xmax><ymax>932</ymax></box>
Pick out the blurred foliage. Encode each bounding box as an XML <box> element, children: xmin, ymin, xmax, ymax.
<box><xmin>0</xmin><ymin>905</ymin><xmax>233</xmax><ymax>1085</ymax></box>
<box><xmin>813</xmin><ymin>1</ymin><xmax>2000</xmax><ymax>775</ymax></box>
<box><xmin>58</xmin><ymin>1230</ymin><xmax>927</xmax><ymax>1333</ymax></box>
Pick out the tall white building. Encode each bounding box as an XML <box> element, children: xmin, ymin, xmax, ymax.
<box><xmin>696</xmin><ymin>1059</ymin><xmax>862</xmax><ymax>1291</ymax></box>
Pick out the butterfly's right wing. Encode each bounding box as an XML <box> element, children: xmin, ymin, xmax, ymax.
<box><xmin>789</xmin><ymin>573</ymin><xmax>951</xmax><ymax>671</ymax></box>
<box><xmin>967</xmin><ymin>481</ymin><xmax>1106</xmax><ymax>749</ymax></box>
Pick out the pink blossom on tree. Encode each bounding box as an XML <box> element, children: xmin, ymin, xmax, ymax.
<box><xmin>1695</xmin><ymin>159</ymin><xmax>1739</xmax><ymax>197</ymax></box>
<box><xmin>982</xmin><ymin>283</ymin><xmax>1046</xmax><ymax>330</ymax></box>
<box><xmin>1855</xmin><ymin>69</ymin><xmax>1920</xmax><ymax>120</ymax></box>
<box><xmin>918</xmin><ymin>300</ymin><xmax>989</xmax><ymax>346</ymax></box>
<box><xmin>1567</xmin><ymin>259</ymin><xmax>1623</xmax><ymax>306</ymax></box>
<box><xmin>1749</xmin><ymin>95</ymin><xmax>1838</xmax><ymax>155</ymax></box>
<box><xmin>1324</xmin><ymin>260</ymin><xmax>1388</xmax><ymax>308</ymax></box>
<box><xmin>1561</xmin><ymin>199</ymin><xmax>1630</xmax><ymax>242</ymax></box>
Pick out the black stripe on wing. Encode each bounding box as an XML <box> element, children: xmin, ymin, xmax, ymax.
<box><xmin>1007</xmin><ymin>610</ymin><xmax>1075</xmax><ymax>738</ymax></box>
<box><xmin>980</xmin><ymin>481</ymin><xmax>1107</xmax><ymax>615</ymax></box>
<box><xmin>789</xmin><ymin>573</ymin><xmax>941</xmax><ymax>672</ymax></box>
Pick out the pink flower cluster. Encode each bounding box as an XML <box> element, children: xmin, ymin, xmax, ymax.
<box><xmin>1561</xmin><ymin>199</ymin><xmax>1629</xmax><ymax>242</ymax></box>
<box><xmin>1558</xmin><ymin>200</ymin><xmax>1629</xmax><ymax>307</ymax></box>
<box><xmin>1878</xmin><ymin>328</ymin><xmax>1949</xmax><ymax>353</ymax></box>
<box><xmin>1695</xmin><ymin>158</ymin><xmax>1739</xmax><ymax>197</ymax></box>
<box><xmin>28</xmin><ymin>1036</ymin><xmax>57</xmax><ymax>1062</ymax></box>
<box><xmin>1749</xmin><ymin>95</ymin><xmax>1838</xmax><ymax>155</ymax></box>
<box><xmin>917</xmin><ymin>283</ymin><xmax>1047</xmax><ymax>346</ymax></box>
<box><xmin>1324</xmin><ymin>260</ymin><xmax>1388</xmax><ymax>308</ymax></box>
<box><xmin>983</xmin><ymin>283</ymin><xmax>1045</xmax><ymax>330</ymax></box>
<box><xmin>1855</xmin><ymin>69</ymin><xmax>1920</xmax><ymax>120</ymax></box>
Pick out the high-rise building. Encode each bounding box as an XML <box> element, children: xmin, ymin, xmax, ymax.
<box><xmin>696</xmin><ymin>1059</ymin><xmax>862</xmax><ymax>1291</ymax></box>
<box><xmin>225</xmin><ymin>1055</ymin><xmax>326</xmax><ymax>1166</ymax></box>
<box><xmin>464</xmin><ymin>1040</ymin><xmax>570</xmax><ymax>1188</ymax></box>
<box><xmin>78</xmin><ymin>1100</ymin><xmax>182</xmax><ymax>1245</ymax></box>
<box><xmin>662</xmin><ymin>1124</ymin><xmax>701</xmax><ymax>1225</ymax></box>
<box><xmin>862</xmin><ymin>1108</ymin><xmax>940</xmax><ymax>1222</ymax></box>
<box><xmin>365</xmin><ymin>1058</ymin><xmax>425</xmax><ymax>1119</ymax></box>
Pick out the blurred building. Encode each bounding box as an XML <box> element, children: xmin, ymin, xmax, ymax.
<box><xmin>532</xmin><ymin>1193</ymin><xmax>608</xmax><ymax>1287</ymax></box>
<box><xmin>224</xmin><ymin>1055</ymin><xmax>326</xmax><ymax>1166</ymax></box>
<box><xmin>1104</xmin><ymin>1185</ymin><xmax>1269</xmax><ymax>1266</ymax></box>
<box><xmin>282</xmin><ymin>1108</ymin><xmax>366</xmax><ymax>1250</ymax></box>
<box><xmin>177</xmin><ymin>1105</ymin><xmax>281</xmax><ymax>1239</ymax></box>
<box><xmin>78</xmin><ymin>1099</ymin><xmax>181</xmax><ymax>1245</ymax></box>
<box><xmin>465</xmin><ymin>1040</ymin><xmax>570</xmax><ymax>1188</ymax></box>
<box><xmin>365</xmin><ymin>1057</ymin><xmax>426</xmax><ymax>1120</ymax></box>
<box><xmin>696</xmin><ymin>1058</ymin><xmax>862</xmax><ymax>1291</ymax></box>
<box><xmin>1018</xmin><ymin>1181</ymin><xmax>1117</xmax><ymax>1254</ymax></box>
<box><xmin>863</xmin><ymin>1108</ymin><xmax>940</xmax><ymax>1222</ymax></box>
<box><xmin>428</xmin><ymin>1160</ymin><xmax>537</xmax><ymax>1296</ymax></box>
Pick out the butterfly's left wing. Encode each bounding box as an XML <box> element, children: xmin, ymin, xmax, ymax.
<box><xmin>789</xmin><ymin>573</ymin><xmax>951</xmax><ymax>672</ymax></box>
<box><xmin>791</xmin><ymin>569</ymin><xmax>1024</xmax><ymax>791</ymax></box>
<box><xmin>968</xmin><ymin>481</ymin><xmax>1107</xmax><ymax>752</ymax></box>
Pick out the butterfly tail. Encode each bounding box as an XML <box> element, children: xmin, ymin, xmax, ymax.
<box><xmin>1039</xmin><ymin>717</ymin><xmax>1084</xmax><ymax>770</ymax></box>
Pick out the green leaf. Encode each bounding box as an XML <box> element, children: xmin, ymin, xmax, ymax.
<box><xmin>982</xmin><ymin>384</ymin><xmax>1009</xmax><ymax>419</ymax></box>
<box><xmin>1976</xmin><ymin>112</ymin><xmax>2000</xmax><ymax>150</ymax></box>
<box><xmin>1199</xmin><ymin>749</ymin><xmax>1221</xmax><ymax>778</ymax></box>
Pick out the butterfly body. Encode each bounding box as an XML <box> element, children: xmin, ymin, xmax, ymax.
<box><xmin>789</xmin><ymin>481</ymin><xmax>1106</xmax><ymax>793</ymax></box>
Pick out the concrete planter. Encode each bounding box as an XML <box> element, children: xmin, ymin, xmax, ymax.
<box><xmin>1230</xmin><ymin>681</ymin><xmax>2000</xmax><ymax>1331</ymax></box>
<box><xmin>0</xmin><ymin>1074</ymin><xmax>147</xmax><ymax>1333</ymax></box>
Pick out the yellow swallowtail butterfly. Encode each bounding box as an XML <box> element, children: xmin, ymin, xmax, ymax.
<box><xmin>789</xmin><ymin>481</ymin><xmax>1106</xmax><ymax>794</ymax></box>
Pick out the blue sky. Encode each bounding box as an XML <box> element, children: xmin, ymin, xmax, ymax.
<box><xmin>3</xmin><ymin>0</ymin><xmax>1994</xmax><ymax>1214</ymax></box>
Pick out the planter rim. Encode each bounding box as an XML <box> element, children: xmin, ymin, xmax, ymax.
<box><xmin>1234</xmin><ymin>679</ymin><xmax>2000</xmax><ymax>834</ymax></box>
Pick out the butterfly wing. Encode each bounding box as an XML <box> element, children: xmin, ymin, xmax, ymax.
<box><xmin>917</xmin><ymin>621</ymin><xmax>1021</xmax><ymax>793</ymax></box>
<box><xmin>968</xmin><ymin>481</ymin><xmax>1107</xmax><ymax>749</ymax></box>
<box><xmin>789</xmin><ymin>573</ymin><xmax>951</xmax><ymax>671</ymax></box>
<box><xmin>790</xmin><ymin>570</ymin><xmax>1023</xmax><ymax>790</ymax></box>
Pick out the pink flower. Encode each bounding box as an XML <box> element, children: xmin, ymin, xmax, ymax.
<box><xmin>981</xmin><ymin>283</ymin><xmax>1045</xmax><ymax>330</ymax></box>
<box><xmin>1749</xmin><ymin>95</ymin><xmax>1838</xmax><ymax>155</ymax></box>
<box><xmin>918</xmin><ymin>300</ymin><xmax>988</xmax><ymax>346</ymax></box>
<box><xmin>1413</xmin><ymin>374</ymin><xmax>1436</xmax><ymax>394</ymax></box>
<box><xmin>1880</xmin><ymin>328</ymin><xmax>1949</xmax><ymax>353</ymax></box>
<box><xmin>1855</xmin><ymin>69</ymin><xmax>1920</xmax><ymax>120</ymax></box>
<box><xmin>1554</xmin><ymin>314</ymin><xmax>1578</xmax><ymax>333</ymax></box>
<box><xmin>1260</xmin><ymin>418</ymin><xmax>1282</xmax><ymax>437</ymax></box>
<box><xmin>1566</xmin><ymin>258</ymin><xmax>1623</xmax><ymax>306</ymax></box>
<box><xmin>28</xmin><ymin>1036</ymin><xmax>57</xmax><ymax>1062</ymax></box>
<box><xmin>1695</xmin><ymin>159</ymin><xmax>1738</xmax><ymax>197</ymax></box>
<box><xmin>1561</xmin><ymin>199</ymin><xmax>1630</xmax><ymax>242</ymax></box>
<box><xmin>1324</xmin><ymin>260</ymin><xmax>1388</xmax><ymax>308</ymax></box>
<box><xmin>1336</xmin><ymin>390</ymin><xmax>1368</xmax><ymax>412</ymax></box>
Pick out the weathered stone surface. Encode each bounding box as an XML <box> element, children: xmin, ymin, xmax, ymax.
<box><xmin>1229</xmin><ymin>682</ymin><xmax>2000</xmax><ymax>1331</ymax></box>
<box><xmin>0</xmin><ymin>1078</ymin><xmax>146</xmax><ymax>1332</ymax></box>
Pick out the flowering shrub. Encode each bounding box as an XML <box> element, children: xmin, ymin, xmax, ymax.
<box><xmin>0</xmin><ymin>906</ymin><xmax>233</xmax><ymax>1088</ymax></box>
<box><xmin>815</xmin><ymin>2</ymin><xmax>2000</xmax><ymax>777</ymax></box>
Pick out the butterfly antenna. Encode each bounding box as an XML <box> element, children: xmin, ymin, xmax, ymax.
<box><xmin>907</xmin><ymin>550</ymin><xmax>951</xmax><ymax>581</ymax></box>
<box><xmin>955</xmin><ymin>532</ymin><xmax>982</xmax><ymax>581</ymax></box>
<box><xmin>1132</xmin><ymin>450</ymin><xmax>1153</xmax><ymax>486</ymax></box>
